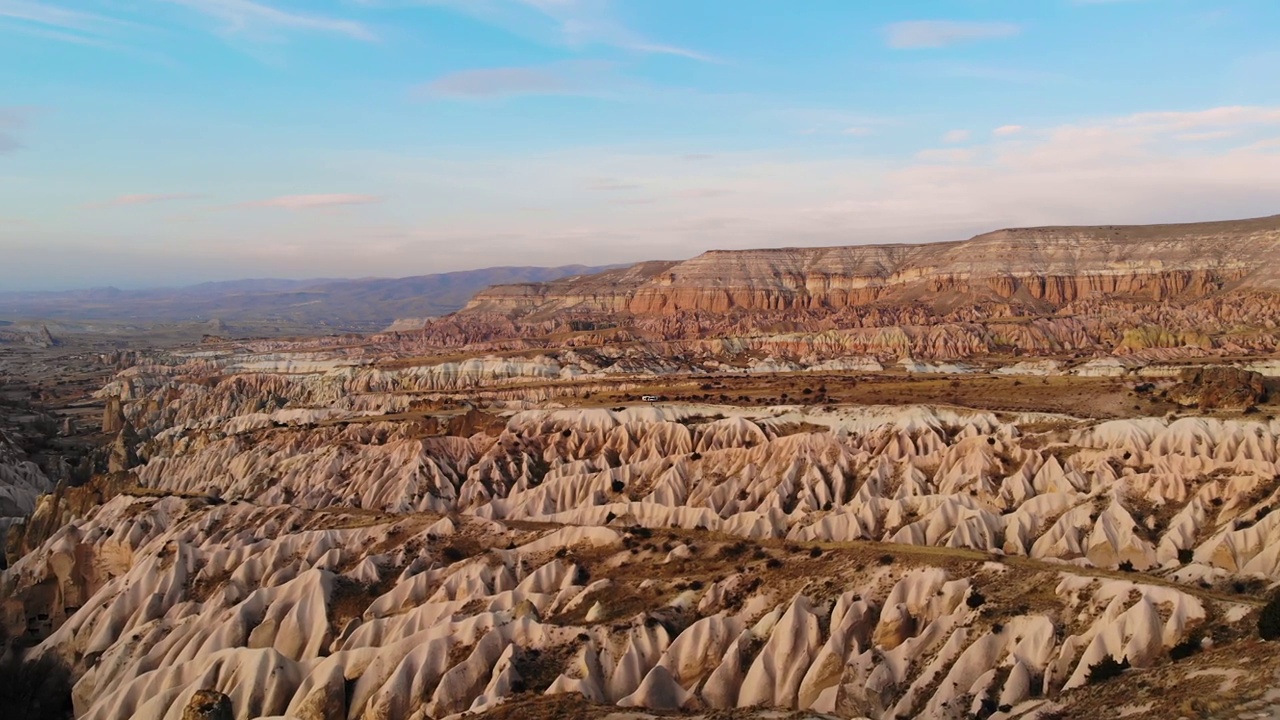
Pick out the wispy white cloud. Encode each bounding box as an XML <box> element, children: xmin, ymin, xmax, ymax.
<box><xmin>943</xmin><ymin>129</ymin><xmax>970</xmax><ymax>143</ymax></box>
<box><xmin>993</xmin><ymin>124</ymin><xmax>1024</xmax><ymax>137</ymax></box>
<box><xmin>418</xmin><ymin>61</ymin><xmax>612</xmax><ymax>100</ymax></box>
<box><xmin>1241</xmin><ymin>137</ymin><xmax>1280</xmax><ymax>152</ymax></box>
<box><xmin>0</xmin><ymin>0</ymin><xmax>141</xmax><ymax>50</ymax></box>
<box><xmin>680</xmin><ymin>188</ymin><xmax>731</xmax><ymax>198</ymax></box>
<box><xmin>2</xmin><ymin>21</ymin><xmax>107</xmax><ymax>48</ymax></box>
<box><xmin>19</xmin><ymin>103</ymin><xmax>1280</xmax><ymax>283</ymax></box>
<box><xmin>518</xmin><ymin>0</ymin><xmax>716</xmax><ymax>60</ymax></box>
<box><xmin>626</xmin><ymin>42</ymin><xmax>717</xmax><ymax>62</ymax></box>
<box><xmin>1175</xmin><ymin>130</ymin><xmax>1233</xmax><ymax>142</ymax></box>
<box><xmin>0</xmin><ymin>106</ymin><xmax>35</xmax><ymax>153</ymax></box>
<box><xmin>325</xmin><ymin>103</ymin><xmax>1280</xmax><ymax>273</ymax></box>
<box><xmin>916</xmin><ymin>147</ymin><xmax>977</xmax><ymax>163</ymax></box>
<box><xmin>421</xmin><ymin>0</ymin><xmax>715</xmax><ymax>61</ymax></box>
<box><xmin>0</xmin><ymin>2</ymin><xmax>189</xmax><ymax>66</ymax></box>
<box><xmin>246</xmin><ymin>193</ymin><xmax>380</xmax><ymax>209</ymax></box>
<box><xmin>771</xmin><ymin>107</ymin><xmax>892</xmax><ymax>137</ymax></box>
<box><xmin>885</xmin><ymin>20</ymin><xmax>1021</xmax><ymax>49</ymax></box>
<box><xmin>587</xmin><ymin>177</ymin><xmax>639</xmax><ymax>191</ymax></box>
<box><xmin>105</xmin><ymin>193</ymin><xmax>200</xmax><ymax>206</ymax></box>
<box><xmin>1118</xmin><ymin>105</ymin><xmax>1280</xmax><ymax>132</ymax></box>
<box><xmin>906</xmin><ymin>61</ymin><xmax>1060</xmax><ymax>84</ymax></box>
<box><xmin>0</xmin><ymin>0</ymin><xmax>119</xmax><ymax>32</ymax></box>
<box><xmin>158</xmin><ymin>0</ymin><xmax>376</xmax><ymax>41</ymax></box>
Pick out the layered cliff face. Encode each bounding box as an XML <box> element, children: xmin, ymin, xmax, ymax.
<box><xmin>447</xmin><ymin>216</ymin><xmax>1280</xmax><ymax>360</ymax></box>
<box><xmin>467</xmin><ymin>216</ymin><xmax>1280</xmax><ymax>317</ymax></box>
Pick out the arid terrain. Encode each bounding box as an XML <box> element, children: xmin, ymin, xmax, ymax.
<box><xmin>8</xmin><ymin>216</ymin><xmax>1280</xmax><ymax>720</ymax></box>
<box><xmin>0</xmin><ymin>264</ymin><xmax>618</xmax><ymax>334</ymax></box>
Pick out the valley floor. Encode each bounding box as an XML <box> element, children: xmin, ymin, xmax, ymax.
<box><xmin>6</xmin><ymin>338</ymin><xmax>1280</xmax><ymax>719</ymax></box>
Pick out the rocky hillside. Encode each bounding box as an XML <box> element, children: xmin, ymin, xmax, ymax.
<box><xmin>464</xmin><ymin>215</ymin><xmax>1280</xmax><ymax>316</ymax></box>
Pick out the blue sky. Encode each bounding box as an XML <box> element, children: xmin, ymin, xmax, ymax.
<box><xmin>2</xmin><ymin>0</ymin><xmax>1279</xmax><ymax>289</ymax></box>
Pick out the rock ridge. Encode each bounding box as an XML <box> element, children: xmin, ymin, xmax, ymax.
<box><xmin>464</xmin><ymin>215</ymin><xmax>1280</xmax><ymax>318</ymax></box>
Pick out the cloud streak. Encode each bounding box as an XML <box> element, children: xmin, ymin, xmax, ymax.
<box><xmin>516</xmin><ymin>0</ymin><xmax>716</xmax><ymax>60</ymax></box>
<box><xmin>1119</xmin><ymin>106</ymin><xmax>1280</xmax><ymax>132</ymax></box>
<box><xmin>916</xmin><ymin>148</ymin><xmax>977</xmax><ymax>163</ymax></box>
<box><xmin>0</xmin><ymin>0</ymin><xmax>140</xmax><ymax>50</ymax></box>
<box><xmin>425</xmin><ymin>0</ymin><xmax>715</xmax><ymax>62</ymax></box>
<box><xmin>106</xmin><ymin>193</ymin><xmax>200</xmax><ymax>206</ymax></box>
<box><xmin>0</xmin><ymin>0</ymin><xmax>120</xmax><ymax>32</ymax></box>
<box><xmin>885</xmin><ymin>20</ymin><xmax>1021</xmax><ymax>49</ymax></box>
<box><xmin>327</xmin><ymin>103</ymin><xmax>1280</xmax><ymax>274</ymax></box>
<box><xmin>246</xmin><ymin>193</ymin><xmax>380</xmax><ymax>209</ymax></box>
<box><xmin>0</xmin><ymin>105</ymin><xmax>34</xmax><ymax>153</ymax></box>
<box><xmin>419</xmin><ymin>61</ymin><xmax>611</xmax><ymax>100</ymax></box>
<box><xmin>587</xmin><ymin>177</ymin><xmax>639</xmax><ymax>191</ymax></box>
<box><xmin>158</xmin><ymin>0</ymin><xmax>376</xmax><ymax>41</ymax></box>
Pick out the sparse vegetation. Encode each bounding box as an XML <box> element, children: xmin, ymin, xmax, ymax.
<box><xmin>1169</xmin><ymin>634</ymin><xmax>1202</xmax><ymax>660</ymax></box>
<box><xmin>1259</xmin><ymin>592</ymin><xmax>1280</xmax><ymax>640</ymax></box>
<box><xmin>1085</xmin><ymin>655</ymin><xmax>1130</xmax><ymax>684</ymax></box>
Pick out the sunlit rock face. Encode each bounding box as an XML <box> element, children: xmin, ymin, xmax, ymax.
<box><xmin>439</xmin><ymin>216</ymin><xmax>1280</xmax><ymax>359</ymax></box>
<box><xmin>1</xmin><ymin>486</ymin><xmax>1228</xmax><ymax>720</ymax></box>
<box><xmin>116</xmin><ymin>402</ymin><xmax>1280</xmax><ymax>578</ymax></box>
<box><xmin>9</xmin><ymin>374</ymin><xmax>1280</xmax><ymax>720</ymax></box>
<box><xmin>0</xmin><ymin>426</ymin><xmax>53</xmax><ymax>538</ymax></box>
<box><xmin>14</xmin><ymin>214</ymin><xmax>1280</xmax><ymax>720</ymax></box>
<box><xmin>467</xmin><ymin>217</ymin><xmax>1280</xmax><ymax>316</ymax></box>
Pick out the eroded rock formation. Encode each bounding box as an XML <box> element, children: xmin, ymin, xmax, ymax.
<box><xmin>1168</xmin><ymin>366</ymin><xmax>1268</xmax><ymax>409</ymax></box>
<box><xmin>407</xmin><ymin>216</ymin><xmax>1280</xmax><ymax>361</ymax></box>
<box><xmin>8</xmin><ymin>361</ymin><xmax>1280</xmax><ymax>719</ymax></box>
<box><xmin>12</xmin><ymin>215</ymin><xmax>1280</xmax><ymax>719</ymax></box>
<box><xmin>467</xmin><ymin>216</ymin><xmax>1280</xmax><ymax>318</ymax></box>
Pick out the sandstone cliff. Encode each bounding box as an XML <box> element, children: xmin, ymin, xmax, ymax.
<box><xmin>465</xmin><ymin>215</ymin><xmax>1280</xmax><ymax>318</ymax></box>
<box><xmin>431</xmin><ymin>216</ymin><xmax>1280</xmax><ymax>359</ymax></box>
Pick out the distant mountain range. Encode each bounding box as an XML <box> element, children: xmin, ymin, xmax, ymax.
<box><xmin>0</xmin><ymin>265</ymin><xmax>620</xmax><ymax>332</ymax></box>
